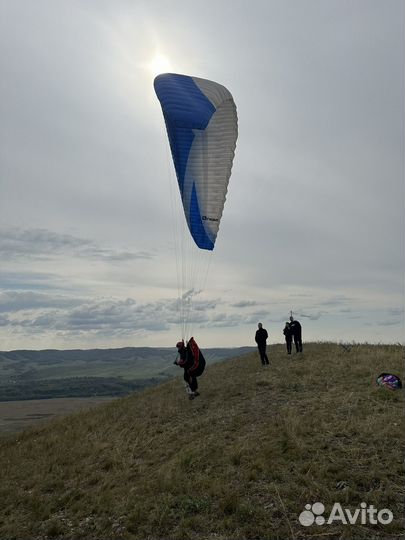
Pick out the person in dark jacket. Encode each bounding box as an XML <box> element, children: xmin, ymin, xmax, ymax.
<box><xmin>289</xmin><ymin>316</ymin><xmax>303</xmax><ymax>352</ymax></box>
<box><xmin>255</xmin><ymin>323</ymin><xmax>269</xmax><ymax>366</ymax></box>
<box><xmin>174</xmin><ymin>337</ymin><xmax>206</xmax><ymax>399</ymax></box>
<box><xmin>283</xmin><ymin>321</ymin><xmax>293</xmax><ymax>354</ymax></box>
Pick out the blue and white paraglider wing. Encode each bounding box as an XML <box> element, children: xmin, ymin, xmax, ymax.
<box><xmin>154</xmin><ymin>73</ymin><xmax>238</xmax><ymax>250</ymax></box>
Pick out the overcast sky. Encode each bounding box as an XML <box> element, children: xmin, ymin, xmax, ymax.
<box><xmin>1</xmin><ymin>0</ymin><xmax>404</xmax><ymax>350</ymax></box>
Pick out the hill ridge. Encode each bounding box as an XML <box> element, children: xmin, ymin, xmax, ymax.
<box><xmin>0</xmin><ymin>346</ymin><xmax>256</xmax><ymax>402</ymax></box>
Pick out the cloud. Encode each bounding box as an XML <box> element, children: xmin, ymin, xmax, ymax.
<box><xmin>231</xmin><ymin>300</ymin><xmax>260</xmax><ymax>308</ymax></box>
<box><xmin>298</xmin><ymin>312</ymin><xmax>324</xmax><ymax>321</ymax></box>
<box><xmin>0</xmin><ymin>314</ymin><xmax>10</xmax><ymax>327</ymax></box>
<box><xmin>11</xmin><ymin>297</ymin><xmax>171</xmax><ymax>334</ymax></box>
<box><xmin>205</xmin><ymin>313</ymin><xmax>244</xmax><ymax>328</ymax></box>
<box><xmin>0</xmin><ymin>272</ymin><xmax>61</xmax><ymax>291</ymax></box>
<box><xmin>379</xmin><ymin>319</ymin><xmax>402</xmax><ymax>327</ymax></box>
<box><xmin>377</xmin><ymin>307</ymin><xmax>404</xmax><ymax>327</ymax></box>
<box><xmin>0</xmin><ymin>293</ymin><xmax>229</xmax><ymax>337</ymax></box>
<box><xmin>318</xmin><ymin>295</ymin><xmax>353</xmax><ymax>307</ymax></box>
<box><xmin>0</xmin><ymin>226</ymin><xmax>154</xmax><ymax>263</ymax></box>
<box><xmin>0</xmin><ymin>291</ymin><xmax>82</xmax><ymax>312</ymax></box>
<box><xmin>387</xmin><ymin>308</ymin><xmax>403</xmax><ymax>317</ymax></box>
<box><xmin>0</xmin><ymin>292</ymin><xmax>264</xmax><ymax>338</ymax></box>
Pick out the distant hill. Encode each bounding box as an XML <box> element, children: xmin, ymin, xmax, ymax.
<box><xmin>0</xmin><ymin>346</ymin><xmax>255</xmax><ymax>401</ymax></box>
<box><xmin>0</xmin><ymin>343</ymin><xmax>403</xmax><ymax>539</ymax></box>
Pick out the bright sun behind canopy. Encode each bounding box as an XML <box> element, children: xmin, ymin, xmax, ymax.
<box><xmin>148</xmin><ymin>53</ymin><xmax>172</xmax><ymax>77</ymax></box>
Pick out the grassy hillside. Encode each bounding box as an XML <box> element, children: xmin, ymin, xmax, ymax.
<box><xmin>0</xmin><ymin>377</ymin><xmax>152</xmax><ymax>402</ymax></box>
<box><xmin>0</xmin><ymin>343</ymin><xmax>403</xmax><ymax>539</ymax></box>
<box><xmin>0</xmin><ymin>397</ymin><xmax>115</xmax><ymax>435</ymax></box>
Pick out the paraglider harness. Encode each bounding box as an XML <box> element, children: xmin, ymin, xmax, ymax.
<box><xmin>175</xmin><ymin>337</ymin><xmax>206</xmax><ymax>396</ymax></box>
<box><xmin>175</xmin><ymin>337</ymin><xmax>206</xmax><ymax>377</ymax></box>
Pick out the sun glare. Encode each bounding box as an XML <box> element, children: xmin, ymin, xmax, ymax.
<box><xmin>148</xmin><ymin>53</ymin><xmax>172</xmax><ymax>77</ymax></box>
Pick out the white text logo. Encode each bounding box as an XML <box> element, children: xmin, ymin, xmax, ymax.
<box><xmin>299</xmin><ymin>502</ymin><xmax>393</xmax><ymax>526</ymax></box>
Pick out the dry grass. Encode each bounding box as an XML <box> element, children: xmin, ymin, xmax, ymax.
<box><xmin>0</xmin><ymin>342</ymin><xmax>403</xmax><ymax>539</ymax></box>
<box><xmin>0</xmin><ymin>397</ymin><xmax>115</xmax><ymax>434</ymax></box>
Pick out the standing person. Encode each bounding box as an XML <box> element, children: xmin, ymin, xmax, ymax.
<box><xmin>289</xmin><ymin>316</ymin><xmax>303</xmax><ymax>352</ymax></box>
<box><xmin>174</xmin><ymin>337</ymin><xmax>206</xmax><ymax>399</ymax></box>
<box><xmin>255</xmin><ymin>323</ymin><xmax>269</xmax><ymax>366</ymax></box>
<box><xmin>283</xmin><ymin>321</ymin><xmax>292</xmax><ymax>354</ymax></box>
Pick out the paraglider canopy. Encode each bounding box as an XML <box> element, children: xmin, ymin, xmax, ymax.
<box><xmin>154</xmin><ymin>73</ymin><xmax>238</xmax><ymax>250</ymax></box>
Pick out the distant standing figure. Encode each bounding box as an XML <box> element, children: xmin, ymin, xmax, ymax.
<box><xmin>289</xmin><ymin>316</ymin><xmax>303</xmax><ymax>352</ymax></box>
<box><xmin>283</xmin><ymin>322</ymin><xmax>292</xmax><ymax>354</ymax></box>
<box><xmin>255</xmin><ymin>323</ymin><xmax>269</xmax><ymax>366</ymax></box>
